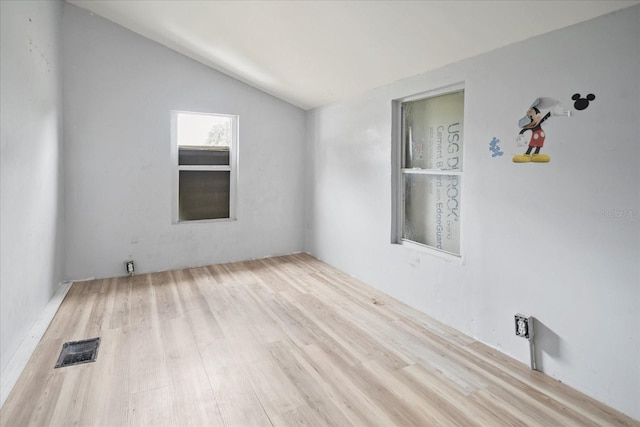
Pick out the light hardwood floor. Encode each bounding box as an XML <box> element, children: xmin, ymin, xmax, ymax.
<box><xmin>1</xmin><ymin>253</ymin><xmax>637</xmax><ymax>426</ymax></box>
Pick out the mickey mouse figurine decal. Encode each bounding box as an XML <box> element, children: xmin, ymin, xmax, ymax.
<box><xmin>513</xmin><ymin>97</ymin><xmax>569</xmax><ymax>163</ymax></box>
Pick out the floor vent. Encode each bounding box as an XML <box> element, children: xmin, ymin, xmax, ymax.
<box><xmin>55</xmin><ymin>337</ymin><xmax>101</xmax><ymax>368</ymax></box>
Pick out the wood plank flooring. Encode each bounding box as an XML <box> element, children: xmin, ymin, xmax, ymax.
<box><xmin>1</xmin><ymin>253</ymin><xmax>637</xmax><ymax>426</ymax></box>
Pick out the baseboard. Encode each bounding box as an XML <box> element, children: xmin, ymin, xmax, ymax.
<box><xmin>0</xmin><ymin>280</ymin><xmax>73</xmax><ymax>408</ymax></box>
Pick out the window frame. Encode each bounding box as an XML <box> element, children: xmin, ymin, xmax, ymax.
<box><xmin>170</xmin><ymin>110</ymin><xmax>239</xmax><ymax>224</ymax></box>
<box><xmin>391</xmin><ymin>83</ymin><xmax>465</xmax><ymax>259</ymax></box>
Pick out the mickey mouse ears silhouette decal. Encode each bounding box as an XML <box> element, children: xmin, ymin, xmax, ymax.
<box><xmin>571</xmin><ymin>93</ymin><xmax>595</xmax><ymax>111</ymax></box>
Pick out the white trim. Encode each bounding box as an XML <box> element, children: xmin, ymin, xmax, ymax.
<box><xmin>170</xmin><ymin>110</ymin><xmax>239</xmax><ymax>224</ymax></box>
<box><xmin>399</xmin><ymin>239</ymin><xmax>465</xmax><ymax>264</ymax></box>
<box><xmin>391</xmin><ymin>82</ymin><xmax>466</xmax><ymax>257</ymax></box>
<box><xmin>229</xmin><ymin>115</ymin><xmax>238</xmax><ymax>220</ymax></box>
<box><xmin>399</xmin><ymin>81</ymin><xmax>465</xmax><ymax>103</ymax></box>
<box><xmin>172</xmin><ymin>217</ymin><xmax>236</xmax><ymax>225</ymax></box>
<box><xmin>171</xmin><ymin>111</ymin><xmax>179</xmax><ymax>223</ymax></box>
<box><xmin>178</xmin><ymin>165</ymin><xmax>231</xmax><ymax>172</ymax></box>
<box><xmin>390</xmin><ymin>100</ymin><xmax>403</xmax><ymax>243</ymax></box>
<box><xmin>401</xmin><ymin>168</ymin><xmax>463</xmax><ymax>176</ymax></box>
<box><xmin>0</xmin><ymin>281</ymin><xmax>73</xmax><ymax>408</ymax></box>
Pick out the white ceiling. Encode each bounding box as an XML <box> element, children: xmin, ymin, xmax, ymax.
<box><xmin>67</xmin><ymin>0</ymin><xmax>638</xmax><ymax>110</ymax></box>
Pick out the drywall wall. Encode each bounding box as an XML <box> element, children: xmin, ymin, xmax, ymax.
<box><xmin>62</xmin><ymin>3</ymin><xmax>306</xmax><ymax>280</ymax></box>
<box><xmin>0</xmin><ymin>0</ymin><xmax>65</xmax><ymax>375</ymax></box>
<box><xmin>305</xmin><ymin>6</ymin><xmax>640</xmax><ymax>419</ymax></box>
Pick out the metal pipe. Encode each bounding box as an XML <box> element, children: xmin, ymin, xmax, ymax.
<box><xmin>529</xmin><ymin>338</ymin><xmax>537</xmax><ymax>371</ymax></box>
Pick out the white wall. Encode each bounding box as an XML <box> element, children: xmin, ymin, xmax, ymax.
<box><xmin>305</xmin><ymin>6</ymin><xmax>640</xmax><ymax>419</ymax></box>
<box><xmin>62</xmin><ymin>4</ymin><xmax>306</xmax><ymax>280</ymax></box>
<box><xmin>0</xmin><ymin>0</ymin><xmax>65</xmax><ymax>374</ymax></box>
<box><xmin>2</xmin><ymin>0</ymin><xmax>637</xmax><ymax>419</ymax></box>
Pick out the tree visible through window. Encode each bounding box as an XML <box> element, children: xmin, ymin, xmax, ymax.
<box><xmin>206</xmin><ymin>120</ymin><xmax>231</xmax><ymax>147</ymax></box>
<box><xmin>172</xmin><ymin>111</ymin><xmax>238</xmax><ymax>222</ymax></box>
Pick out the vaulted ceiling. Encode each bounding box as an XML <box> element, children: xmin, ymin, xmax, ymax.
<box><xmin>67</xmin><ymin>0</ymin><xmax>638</xmax><ymax>110</ymax></box>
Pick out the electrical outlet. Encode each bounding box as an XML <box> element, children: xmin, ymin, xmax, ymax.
<box><xmin>514</xmin><ymin>313</ymin><xmax>533</xmax><ymax>340</ymax></box>
<box><xmin>125</xmin><ymin>261</ymin><xmax>135</xmax><ymax>275</ymax></box>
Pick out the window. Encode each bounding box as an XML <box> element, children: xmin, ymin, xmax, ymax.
<box><xmin>393</xmin><ymin>86</ymin><xmax>464</xmax><ymax>256</ymax></box>
<box><xmin>171</xmin><ymin>111</ymin><xmax>238</xmax><ymax>222</ymax></box>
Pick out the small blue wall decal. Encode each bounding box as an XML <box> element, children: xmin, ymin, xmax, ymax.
<box><xmin>489</xmin><ymin>137</ymin><xmax>504</xmax><ymax>157</ymax></box>
<box><xmin>571</xmin><ymin>93</ymin><xmax>595</xmax><ymax>111</ymax></box>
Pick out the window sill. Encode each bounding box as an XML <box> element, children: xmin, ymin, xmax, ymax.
<box><xmin>396</xmin><ymin>239</ymin><xmax>464</xmax><ymax>265</ymax></box>
<box><xmin>172</xmin><ymin>217</ymin><xmax>237</xmax><ymax>225</ymax></box>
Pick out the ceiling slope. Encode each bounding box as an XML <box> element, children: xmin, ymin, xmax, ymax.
<box><xmin>67</xmin><ymin>0</ymin><xmax>639</xmax><ymax>110</ymax></box>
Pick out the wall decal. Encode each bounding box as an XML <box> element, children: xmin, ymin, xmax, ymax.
<box><xmin>489</xmin><ymin>137</ymin><xmax>504</xmax><ymax>157</ymax></box>
<box><xmin>513</xmin><ymin>97</ymin><xmax>569</xmax><ymax>164</ymax></box>
<box><xmin>571</xmin><ymin>93</ymin><xmax>595</xmax><ymax>111</ymax></box>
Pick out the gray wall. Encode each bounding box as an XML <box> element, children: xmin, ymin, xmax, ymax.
<box><xmin>0</xmin><ymin>0</ymin><xmax>65</xmax><ymax>374</ymax></box>
<box><xmin>305</xmin><ymin>6</ymin><xmax>640</xmax><ymax>418</ymax></box>
<box><xmin>62</xmin><ymin>4</ymin><xmax>306</xmax><ymax>280</ymax></box>
<box><xmin>1</xmin><ymin>0</ymin><xmax>637</xmax><ymax>419</ymax></box>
